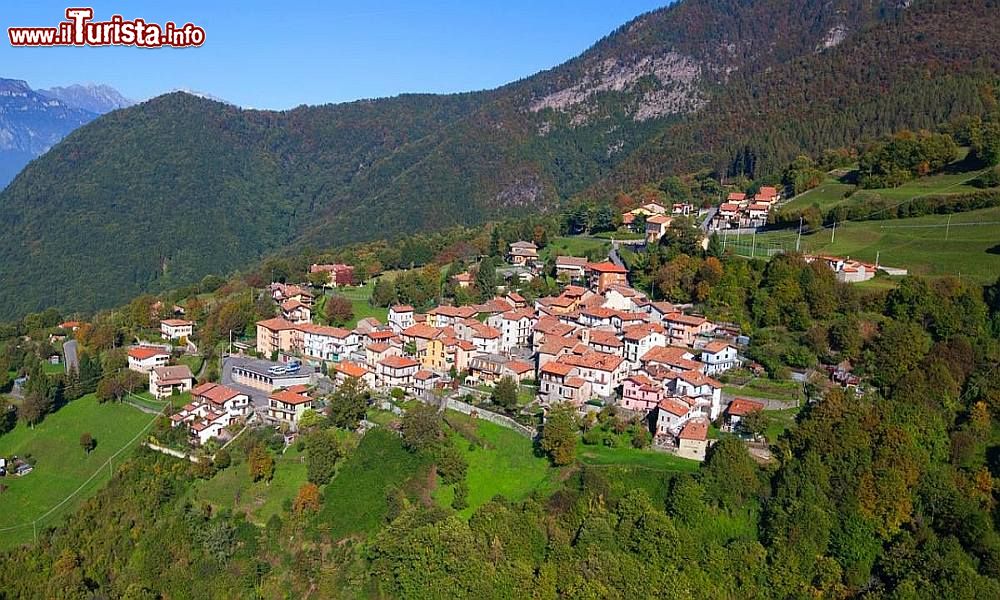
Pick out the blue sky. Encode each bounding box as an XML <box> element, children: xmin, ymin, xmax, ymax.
<box><xmin>1</xmin><ymin>1</ymin><xmax>668</xmax><ymax>109</ymax></box>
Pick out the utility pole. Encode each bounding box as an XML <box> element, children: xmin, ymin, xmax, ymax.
<box><xmin>796</xmin><ymin>216</ymin><xmax>803</xmax><ymax>252</ymax></box>
<box><xmin>945</xmin><ymin>214</ymin><xmax>952</xmax><ymax>241</ymax></box>
<box><xmin>875</xmin><ymin>251</ymin><xmax>880</xmax><ymax>270</ymax></box>
<box><xmin>831</xmin><ymin>221</ymin><xmax>837</xmax><ymax>244</ymax></box>
<box><xmin>751</xmin><ymin>230</ymin><xmax>756</xmax><ymax>258</ymax></box>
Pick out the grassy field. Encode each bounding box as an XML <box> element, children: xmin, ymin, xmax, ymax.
<box><xmin>322</xmin><ymin>283</ymin><xmax>389</xmax><ymax>328</ymax></box>
<box><xmin>178</xmin><ymin>354</ymin><xmax>204</xmax><ymax>376</ymax></box>
<box><xmin>577</xmin><ymin>441</ymin><xmax>701</xmax><ymax>472</ymax></box>
<box><xmin>723</xmin><ymin>377</ymin><xmax>804</xmax><ymax>404</ymax></box>
<box><xmin>764</xmin><ymin>407</ymin><xmax>801</xmax><ymax>443</ymax></box>
<box><xmin>41</xmin><ymin>361</ymin><xmax>65</xmax><ymax>376</ymax></box>
<box><xmin>783</xmin><ymin>179</ymin><xmax>856</xmax><ymax>211</ymax></box>
<box><xmin>539</xmin><ymin>236</ymin><xmax>610</xmax><ymax>261</ymax></box>
<box><xmin>0</xmin><ymin>394</ymin><xmax>155</xmax><ymax>548</ymax></box>
<box><xmin>433</xmin><ymin>414</ymin><xmax>556</xmax><ymax>517</ymax></box>
<box><xmin>191</xmin><ymin>444</ymin><xmax>308</xmax><ymax>525</ymax></box>
<box><xmin>737</xmin><ymin>206</ymin><xmax>1000</xmax><ymax>282</ymax></box>
<box><xmin>851</xmin><ymin>166</ymin><xmax>985</xmax><ymax>201</ymax></box>
<box><xmin>318</xmin><ymin>428</ymin><xmax>430</xmax><ymax>539</ymax></box>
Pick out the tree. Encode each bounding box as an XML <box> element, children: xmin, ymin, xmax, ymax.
<box><xmin>488</xmin><ymin>227</ymin><xmax>503</xmax><ymax>257</ymax></box>
<box><xmin>248</xmin><ymin>445</ymin><xmax>274</xmax><ymax>482</ymax></box>
<box><xmin>706</xmin><ymin>232</ymin><xmax>723</xmax><ymax>258</ymax></box>
<box><xmin>324</xmin><ymin>295</ymin><xmax>354</xmax><ymax>326</ymax></box>
<box><xmin>590</xmin><ymin>204</ymin><xmax>616</xmax><ymax>233</ymax></box>
<box><xmin>401</xmin><ymin>403</ymin><xmax>442</xmax><ymax>453</ymax></box>
<box><xmin>0</xmin><ymin>398</ymin><xmax>16</xmax><ymax>435</ymax></box>
<box><xmin>540</xmin><ymin>403</ymin><xmax>577</xmax><ymax>466</ymax></box>
<box><xmin>297</xmin><ymin>408</ymin><xmax>326</xmax><ymax>430</ymax></box>
<box><xmin>305</xmin><ymin>429</ymin><xmax>341</xmax><ymax>485</ymax></box>
<box><xmin>739</xmin><ymin>410</ymin><xmax>770</xmax><ymax>439</ymax></box>
<box><xmin>435</xmin><ymin>444</ymin><xmax>468</xmax><ymax>485</ymax></box>
<box><xmin>475</xmin><ymin>257</ymin><xmax>497</xmax><ymax>300</ymax></box>
<box><xmin>490</xmin><ymin>377</ymin><xmax>518</xmax><ymax>411</ymax></box>
<box><xmin>327</xmin><ymin>376</ymin><xmax>369</xmax><ymax>429</ymax></box>
<box><xmin>451</xmin><ymin>480</ymin><xmax>469</xmax><ymax>510</ymax></box>
<box><xmin>79</xmin><ymin>432</ymin><xmax>96</xmax><ymax>455</ymax></box>
<box><xmin>293</xmin><ymin>482</ymin><xmax>321</xmax><ymax>513</ymax></box>
<box><xmin>213</xmin><ymin>448</ymin><xmax>231</xmax><ymax>469</ymax></box>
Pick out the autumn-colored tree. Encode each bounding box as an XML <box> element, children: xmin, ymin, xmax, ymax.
<box><xmin>293</xmin><ymin>482</ymin><xmax>321</xmax><ymax>514</ymax></box>
<box><xmin>324</xmin><ymin>295</ymin><xmax>354</xmax><ymax>326</ymax></box>
<box><xmin>248</xmin><ymin>445</ymin><xmax>274</xmax><ymax>483</ymax></box>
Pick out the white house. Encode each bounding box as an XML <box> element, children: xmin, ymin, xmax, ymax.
<box><xmin>298</xmin><ymin>324</ymin><xmax>359</xmax><ymax>362</ymax></box>
<box><xmin>699</xmin><ymin>341</ymin><xmax>740</xmax><ymax>375</ymax></box>
<box><xmin>557</xmin><ymin>351</ymin><xmax>629</xmax><ymax>399</ymax></box>
<box><xmin>388</xmin><ymin>305</ymin><xmax>416</xmax><ymax>333</ymax></box>
<box><xmin>160</xmin><ymin>319</ymin><xmax>194</xmax><ymax>340</ymax></box>
<box><xmin>149</xmin><ymin>365</ymin><xmax>194</xmax><ymax>399</ymax></box>
<box><xmin>127</xmin><ymin>346</ymin><xmax>170</xmax><ymax>373</ymax></box>
<box><xmin>623</xmin><ymin>324</ymin><xmax>668</xmax><ymax>368</ymax></box>
<box><xmin>671</xmin><ymin>370</ymin><xmax>723</xmax><ymax>420</ymax></box>
<box><xmin>377</xmin><ymin>355</ymin><xmax>420</xmax><ymax>390</ymax></box>
<box><xmin>191</xmin><ymin>382</ymin><xmax>251</xmax><ymax>417</ymax></box>
<box><xmin>488</xmin><ymin>309</ymin><xmax>537</xmax><ymax>353</ymax></box>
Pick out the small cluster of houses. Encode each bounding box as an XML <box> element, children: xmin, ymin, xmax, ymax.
<box><xmin>803</xmin><ymin>254</ymin><xmax>878</xmax><ymax>283</ymax></box>
<box><xmin>622</xmin><ymin>201</ymin><xmax>696</xmax><ymax>242</ymax></box>
<box><xmin>309</xmin><ymin>263</ymin><xmax>355</xmax><ymax>287</ymax></box>
<box><xmin>169</xmin><ymin>382</ymin><xmax>251</xmax><ymax>444</ymax></box>
<box><xmin>712</xmin><ymin>186</ymin><xmax>782</xmax><ymax>230</ymax></box>
<box><xmin>254</xmin><ymin>249</ymin><xmax>747</xmax><ymax>457</ymax></box>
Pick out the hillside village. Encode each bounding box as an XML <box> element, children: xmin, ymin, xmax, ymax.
<box><xmin>121</xmin><ymin>241</ymin><xmax>757</xmax><ymax>463</ymax></box>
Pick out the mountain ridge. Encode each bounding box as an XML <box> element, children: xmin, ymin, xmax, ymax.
<box><xmin>1</xmin><ymin>0</ymin><xmax>997</xmax><ymax>319</ymax></box>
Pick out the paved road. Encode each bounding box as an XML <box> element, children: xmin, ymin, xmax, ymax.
<box><xmin>63</xmin><ymin>339</ymin><xmax>79</xmax><ymax>374</ymax></box>
<box><xmin>700</xmin><ymin>207</ymin><xmax>718</xmax><ymax>231</ymax></box>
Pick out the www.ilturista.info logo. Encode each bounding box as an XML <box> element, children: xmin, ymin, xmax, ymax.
<box><xmin>8</xmin><ymin>8</ymin><xmax>205</xmax><ymax>48</ymax></box>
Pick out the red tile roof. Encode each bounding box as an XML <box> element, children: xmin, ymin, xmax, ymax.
<box><xmin>587</xmin><ymin>261</ymin><xmax>628</xmax><ymax>274</ymax></box>
<box><xmin>560</xmin><ymin>351</ymin><xmax>625</xmax><ymax>372</ymax></box>
<box><xmin>540</xmin><ymin>361</ymin><xmax>576</xmax><ymax>377</ymax></box>
<box><xmin>128</xmin><ymin>346</ymin><xmax>169</xmax><ymax>360</ymax></box>
<box><xmin>728</xmin><ymin>397</ymin><xmax>765</xmax><ymax>416</ymax></box>
<box><xmin>403</xmin><ymin>323</ymin><xmax>443</xmax><ymax>340</ymax></box>
<box><xmin>505</xmin><ymin>360</ymin><xmax>534</xmax><ymax>374</ymax></box>
<box><xmin>679</xmin><ymin>419</ymin><xmax>709</xmax><ymax>441</ymax></box>
<box><xmin>677</xmin><ymin>370</ymin><xmax>722</xmax><ymax>389</ymax></box>
<box><xmin>659</xmin><ymin>397</ymin><xmax>691</xmax><ymax>417</ymax></box>
<box><xmin>257</xmin><ymin>317</ymin><xmax>297</xmax><ymax>331</ymax></box>
<box><xmin>380</xmin><ymin>355</ymin><xmax>419</xmax><ymax>369</ymax></box>
<box><xmin>335</xmin><ymin>361</ymin><xmax>370</xmax><ymax>378</ymax></box>
<box><xmin>269</xmin><ymin>390</ymin><xmax>312</xmax><ymax>405</ymax></box>
<box><xmin>703</xmin><ymin>340</ymin><xmax>735</xmax><ymax>353</ymax></box>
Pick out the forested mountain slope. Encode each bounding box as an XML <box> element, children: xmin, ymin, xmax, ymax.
<box><xmin>2</xmin><ymin>0</ymin><xmax>996</xmax><ymax>318</ymax></box>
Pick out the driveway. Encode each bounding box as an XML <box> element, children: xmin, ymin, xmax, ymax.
<box><xmin>63</xmin><ymin>339</ymin><xmax>79</xmax><ymax>374</ymax></box>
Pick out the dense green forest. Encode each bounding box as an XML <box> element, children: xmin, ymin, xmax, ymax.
<box><xmin>1</xmin><ymin>0</ymin><xmax>998</xmax><ymax>318</ymax></box>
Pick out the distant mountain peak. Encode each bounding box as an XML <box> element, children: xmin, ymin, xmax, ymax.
<box><xmin>39</xmin><ymin>83</ymin><xmax>133</xmax><ymax>114</ymax></box>
<box><xmin>0</xmin><ymin>78</ymin><xmax>33</xmax><ymax>95</ymax></box>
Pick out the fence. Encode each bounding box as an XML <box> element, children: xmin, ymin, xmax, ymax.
<box><xmin>445</xmin><ymin>398</ymin><xmax>537</xmax><ymax>439</ymax></box>
<box><xmin>142</xmin><ymin>442</ymin><xmax>201</xmax><ymax>463</ymax></box>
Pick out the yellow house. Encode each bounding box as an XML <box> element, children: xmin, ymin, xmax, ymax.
<box><xmin>422</xmin><ymin>338</ymin><xmax>448</xmax><ymax>371</ymax></box>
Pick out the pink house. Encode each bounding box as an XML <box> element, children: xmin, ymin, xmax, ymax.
<box><xmin>620</xmin><ymin>375</ymin><xmax>664</xmax><ymax>413</ymax></box>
